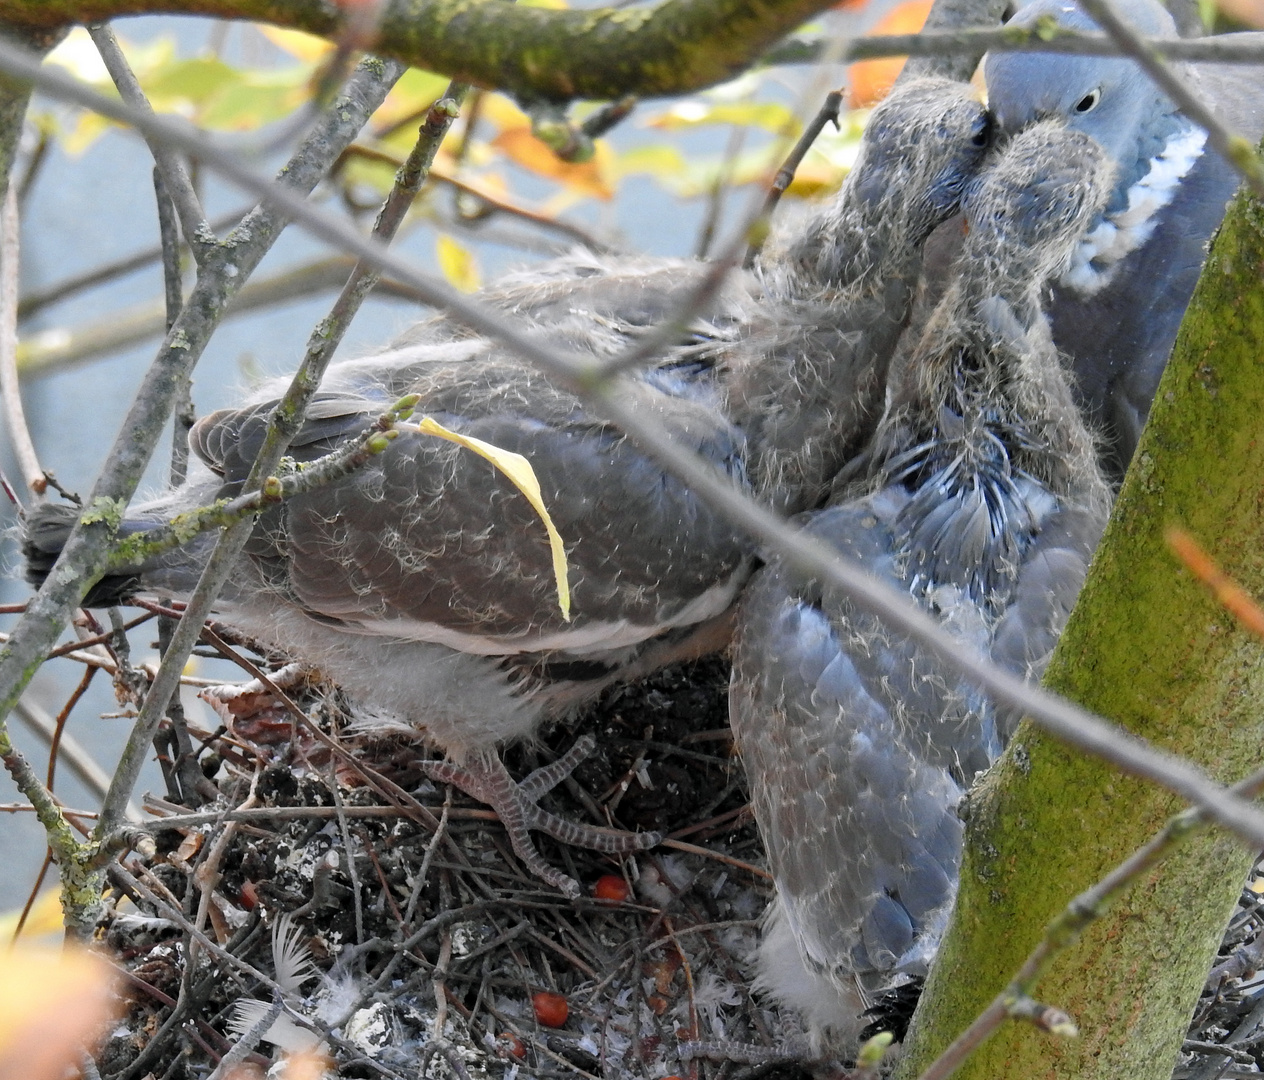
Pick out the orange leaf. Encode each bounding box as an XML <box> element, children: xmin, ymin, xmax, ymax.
<box><xmin>1216</xmin><ymin>0</ymin><xmax>1264</xmax><ymax>24</ymax></box>
<box><xmin>848</xmin><ymin>0</ymin><xmax>935</xmax><ymax>107</ymax></box>
<box><xmin>491</xmin><ymin>126</ymin><xmax>614</xmax><ymax>200</ymax></box>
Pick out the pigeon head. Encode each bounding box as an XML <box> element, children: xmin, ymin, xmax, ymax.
<box><xmin>963</xmin><ymin>119</ymin><xmax>1116</xmax><ymax>286</ymax></box>
<box><xmin>850</xmin><ymin>77</ymin><xmax>994</xmax><ymax>229</ymax></box>
<box><xmin>983</xmin><ymin>0</ymin><xmax>1184</xmax><ymax>193</ymax></box>
<box><xmin>790</xmin><ymin>77</ymin><xmax>992</xmax><ymax>286</ymax></box>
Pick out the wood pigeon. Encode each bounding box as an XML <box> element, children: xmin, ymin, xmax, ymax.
<box><xmin>728</xmin><ymin>119</ymin><xmax>1114</xmax><ymax>1049</ymax></box>
<box><xmin>983</xmin><ymin>0</ymin><xmax>1264</xmax><ymax>477</ymax></box>
<box><xmin>23</xmin><ymin>78</ymin><xmax>991</xmax><ymax>897</ymax></box>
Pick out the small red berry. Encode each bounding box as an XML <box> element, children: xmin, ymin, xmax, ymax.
<box><xmin>239</xmin><ymin>881</ymin><xmax>259</xmax><ymax>910</ymax></box>
<box><xmin>593</xmin><ymin>874</ymin><xmax>630</xmax><ymax>903</ymax></box>
<box><xmin>496</xmin><ymin>1032</ymin><xmax>526</xmax><ymax>1059</ymax></box>
<box><xmin>532</xmin><ymin>990</ymin><xmax>569</xmax><ymax>1028</ymax></box>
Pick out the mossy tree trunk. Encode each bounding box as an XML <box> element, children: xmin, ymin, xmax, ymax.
<box><xmin>895</xmin><ymin>186</ymin><xmax>1264</xmax><ymax>1077</ymax></box>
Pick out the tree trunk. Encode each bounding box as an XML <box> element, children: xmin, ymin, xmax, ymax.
<box><xmin>895</xmin><ymin>185</ymin><xmax>1264</xmax><ymax>1077</ymax></box>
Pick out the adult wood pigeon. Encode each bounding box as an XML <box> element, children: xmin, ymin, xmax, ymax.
<box><xmin>984</xmin><ymin>0</ymin><xmax>1264</xmax><ymax>477</ymax></box>
<box><xmin>23</xmin><ymin>78</ymin><xmax>991</xmax><ymax>897</ymax></box>
<box><xmin>729</xmin><ymin>119</ymin><xmax>1114</xmax><ymax>1049</ymax></box>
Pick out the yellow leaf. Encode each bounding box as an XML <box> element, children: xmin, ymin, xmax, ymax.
<box><xmin>647</xmin><ymin>100</ymin><xmax>799</xmax><ymax>135</ymax></box>
<box><xmin>46</xmin><ymin>27</ymin><xmax>173</xmax><ymax>84</ymax></box>
<box><xmin>257</xmin><ymin>24</ymin><xmax>334</xmax><ymax>61</ymax></box>
<box><xmin>783</xmin><ymin>160</ymin><xmax>845</xmax><ymax>199</ymax></box>
<box><xmin>481</xmin><ymin>93</ymin><xmax>530</xmax><ymax>130</ymax></box>
<box><xmin>491</xmin><ymin>126</ymin><xmax>614</xmax><ymax>200</ymax></box>
<box><xmin>414</xmin><ymin>417</ymin><xmax>572</xmax><ymax>620</ymax></box>
<box><xmin>0</xmin><ymin>889</ymin><xmax>63</xmax><ymax>943</ymax></box>
<box><xmin>0</xmin><ymin>945</ymin><xmax>119</xmax><ymax>1080</ymax></box>
<box><xmin>435</xmin><ymin>235</ymin><xmax>482</xmax><ymax>293</ymax></box>
<box><xmin>374</xmin><ymin>67</ymin><xmax>453</xmax><ymax>139</ymax></box>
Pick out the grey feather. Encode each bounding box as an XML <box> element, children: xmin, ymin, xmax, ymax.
<box><xmin>730</xmin><ymin>120</ymin><xmax>1115</xmax><ymax>1051</ymax></box>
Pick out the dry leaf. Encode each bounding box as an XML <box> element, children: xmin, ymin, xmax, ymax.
<box><xmin>491</xmin><ymin>127</ymin><xmax>615</xmax><ymax>200</ymax></box>
<box><xmin>413</xmin><ymin>417</ymin><xmax>572</xmax><ymax>620</ymax></box>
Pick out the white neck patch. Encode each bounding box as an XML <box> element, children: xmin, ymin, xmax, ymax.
<box><xmin>1061</xmin><ymin>122</ymin><xmax>1207</xmax><ymax>295</ymax></box>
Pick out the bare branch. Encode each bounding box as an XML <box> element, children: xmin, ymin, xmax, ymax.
<box><xmin>9</xmin><ymin>41</ymin><xmax>1264</xmax><ymax>852</ymax></box>
<box><xmin>107</xmin><ymin>395</ymin><xmax>419</xmax><ymax>568</ymax></box>
<box><xmin>0</xmin><ymin>182</ymin><xmax>39</xmax><ymax>499</ymax></box>
<box><xmin>9</xmin><ymin>51</ymin><xmax>1264</xmax><ymax>866</ymax></box>
<box><xmin>87</xmin><ymin>23</ymin><xmax>211</xmax><ymax>257</ymax></box>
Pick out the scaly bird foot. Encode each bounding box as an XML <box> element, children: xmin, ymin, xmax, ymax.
<box><xmin>421</xmin><ymin>736</ymin><xmax>662</xmax><ymax>898</ymax></box>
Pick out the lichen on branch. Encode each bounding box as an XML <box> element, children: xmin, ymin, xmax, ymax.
<box><xmin>0</xmin><ymin>0</ymin><xmax>839</xmax><ymax>102</ymax></box>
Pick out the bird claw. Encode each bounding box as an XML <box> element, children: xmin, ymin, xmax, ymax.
<box><xmin>421</xmin><ymin>741</ymin><xmax>661</xmax><ymax>898</ymax></box>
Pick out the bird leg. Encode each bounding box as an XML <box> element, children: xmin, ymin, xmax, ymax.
<box><xmin>421</xmin><ymin>736</ymin><xmax>662</xmax><ymax>898</ymax></box>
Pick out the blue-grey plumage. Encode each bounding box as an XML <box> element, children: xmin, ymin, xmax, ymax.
<box><xmin>983</xmin><ymin>0</ymin><xmax>1264</xmax><ymax>477</ymax></box>
<box><xmin>729</xmin><ymin>120</ymin><xmax>1115</xmax><ymax>1049</ymax></box>
<box><xmin>23</xmin><ymin>78</ymin><xmax>990</xmax><ymax>897</ymax></box>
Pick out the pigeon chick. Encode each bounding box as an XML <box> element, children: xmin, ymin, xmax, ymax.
<box><xmin>729</xmin><ymin>119</ymin><xmax>1114</xmax><ymax>1051</ymax></box>
<box><xmin>24</xmin><ymin>79</ymin><xmax>990</xmax><ymax>897</ymax></box>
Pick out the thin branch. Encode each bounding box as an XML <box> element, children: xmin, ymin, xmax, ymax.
<box><xmin>18</xmin><ymin>255</ymin><xmax>428</xmax><ymax>379</ymax></box>
<box><xmin>10</xmin><ymin>42</ymin><xmax>1264</xmax><ymax>853</ymax></box>
<box><xmin>4</xmin><ymin>0</ymin><xmax>1264</xmax><ymax>102</ymax></box>
<box><xmin>93</xmin><ymin>56</ymin><xmax>409</xmax><ymax>842</ymax></box>
<box><xmin>87</xmin><ymin>23</ymin><xmax>211</xmax><ymax>258</ymax></box>
<box><xmin>743</xmin><ymin>88</ymin><xmax>841</xmax><ymax>268</ymax></box>
<box><xmin>154</xmin><ymin>167</ymin><xmax>193</xmax><ymax>483</ymax></box>
<box><xmin>0</xmin><ymin>181</ymin><xmax>40</xmax><ymax>499</ymax></box>
<box><xmin>106</xmin><ymin>395</ymin><xmax>419</xmax><ymax>569</ymax></box>
<box><xmin>343</xmin><ymin>144</ymin><xmax>613</xmax><ymax>253</ymax></box>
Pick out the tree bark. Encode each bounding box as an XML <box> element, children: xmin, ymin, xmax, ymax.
<box><xmin>0</xmin><ymin>0</ymin><xmax>839</xmax><ymax>102</ymax></box>
<box><xmin>895</xmin><ymin>185</ymin><xmax>1264</xmax><ymax>1078</ymax></box>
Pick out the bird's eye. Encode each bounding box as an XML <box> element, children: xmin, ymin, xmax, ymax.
<box><xmin>970</xmin><ymin>113</ymin><xmax>994</xmax><ymax>148</ymax></box>
<box><xmin>1074</xmin><ymin>88</ymin><xmax>1102</xmax><ymax>114</ymax></box>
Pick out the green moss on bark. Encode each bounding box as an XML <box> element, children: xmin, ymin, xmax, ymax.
<box><xmin>896</xmin><ymin>190</ymin><xmax>1264</xmax><ymax>1078</ymax></box>
<box><xmin>0</xmin><ymin>0</ymin><xmax>835</xmax><ymax>101</ymax></box>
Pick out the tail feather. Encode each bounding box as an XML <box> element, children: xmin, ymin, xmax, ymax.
<box><xmin>21</xmin><ymin>502</ymin><xmax>202</xmax><ymax>607</ymax></box>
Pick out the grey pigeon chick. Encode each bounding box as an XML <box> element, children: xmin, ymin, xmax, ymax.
<box><xmin>23</xmin><ymin>78</ymin><xmax>989</xmax><ymax>897</ymax></box>
<box><xmin>729</xmin><ymin>120</ymin><xmax>1114</xmax><ymax>1050</ymax></box>
<box><xmin>984</xmin><ymin>0</ymin><xmax>1264</xmax><ymax>477</ymax></box>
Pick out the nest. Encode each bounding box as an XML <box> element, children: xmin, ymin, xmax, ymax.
<box><xmin>96</xmin><ymin>654</ymin><xmax>815</xmax><ymax>1080</ymax></box>
<box><xmin>80</xmin><ymin>635</ymin><xmax>1264</xmax><ymax>1080</ymax></box>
